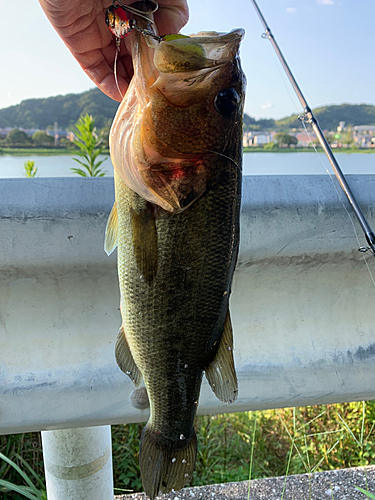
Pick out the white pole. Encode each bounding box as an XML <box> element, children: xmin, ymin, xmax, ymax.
<box><xmin>42</xmin><ymin>425</ymin><xmax>113</xmax><ymax>500</ymax></box>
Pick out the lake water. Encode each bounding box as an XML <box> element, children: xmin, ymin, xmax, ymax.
<box><xmin>0</xmin><ymin>152</ymin><xmax>374</xmax><ymax>178</ymax></box>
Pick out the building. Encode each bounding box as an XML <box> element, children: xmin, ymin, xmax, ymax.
<box><xmin>243</xmin><ymin>131</ymin><xmax>272</xmax><ymax>147</ymax></box>
<box><xmin>46</xmin><ymin>129</ymin><xmax>70</xmax><ymax>139</ymax></box>
<box><xmin>353</xmin><ymin>125</ymin><xmax>375</xmax><ymax>135</ymax></box>
<box><xmin>295</xmin><ymin>132</ymin><xmax>315</xmax><ymax>147</ymax></box>
<box><xmin>0</xmin><ymin>127</ymin><xmax>13</xmax><ymax>138</ymax></box>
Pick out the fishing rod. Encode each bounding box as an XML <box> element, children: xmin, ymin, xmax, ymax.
<box><xmin>250</xmin><ymin>0</ymin><xmax>375</xmax><ymax>257</ymax></box>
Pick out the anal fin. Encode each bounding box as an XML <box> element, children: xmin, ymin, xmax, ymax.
<box><xmin>205</xmin><ymin>310</ymin><xmax>238</xmax><ymax>404</ymax></box>
<box><xmin>115</xmin><ymin>326</ymin><xmax>142</xmax><ymax>386</ymax></box>
<box><xmin>131</xmin><ymin>203</ymin><xmax>158</xmax><ymax>284</ymax></box>
<box><xmin>104</xmin><ymin>202</ymin><xmax>118</xmax><ymax>255</ymax></box>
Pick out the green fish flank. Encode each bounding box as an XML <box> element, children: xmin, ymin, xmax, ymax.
<box><xmin>106</xmin><ymin>11</ymin><xmax>246</xmax><ymax>499</ymax></box>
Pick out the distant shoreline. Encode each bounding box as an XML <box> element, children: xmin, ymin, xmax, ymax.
<box><xmin>1</xmin><ymin>147</ymin><xmax>375</xmax><ymax>156</ymax></box>
<box><xmin>243</xmin><ymin>147</ymin><xmax>375</xmax><ymax>154</ymax></box>
<box><xmin>0</xmin><ymin>148</ymin><xmax>110</xmax><ymax>156</ymax></box>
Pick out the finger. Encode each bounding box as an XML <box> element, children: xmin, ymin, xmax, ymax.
<box><xmin>60</xmin><ymin>14</ymin><xmax>113</xmax><ymax>54</ymax></box>
<box><xmin>154</xmin><ymin>1</ymin><xmax>189</xmax><ymax>35</ymax></box>
<box><xmin>71</xmin><ymin>47</ymin><xmax>131</xmax><ymax>101</ymax></box>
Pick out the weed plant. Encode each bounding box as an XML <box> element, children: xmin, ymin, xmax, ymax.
<box><xmin>2</xmin><ymin>402</ymin><xmax>375</xmax><ymax>495</ymax></box>
<box><xmin>71</xmin><ymin>114</ymin><xmax>107</xmax><ymax>177</ymax></box>
<box><xmin>0</xmin><ymin>433</ymin><xmax>45</xmax><ymax>500</ymax></box>
<box><xmin>23</xmin><ymin>160</ymin><xmax>37</xmax><ymax>178</ymax></box>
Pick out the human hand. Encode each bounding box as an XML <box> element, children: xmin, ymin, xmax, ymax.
<box><xmin>39</xmin><ymin>0</ymin><xmax>189</xmax><ymax>101</ymax></box>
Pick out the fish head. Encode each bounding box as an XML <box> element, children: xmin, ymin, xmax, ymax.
<box><xmin>110</xmin><ymin>27</ymin><xmax>246</xmax><ymax>212</ymax></box>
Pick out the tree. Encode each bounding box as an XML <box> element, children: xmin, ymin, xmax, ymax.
<box><xmin>23</xmin><ymin>160</ymin><xmax>37</xmax><ymax>177</ymax></box>
<box><xmin>341</xmin><ymin>127</ymin><xmax>353</xmax><ymax>146</ymax></box>
<box><xmin>264</xmin><ymin>141</ymin><xmax>278</xmax><ymax>150</ymax></box>
<box><xmin>243</xmin><ymin>113</ymin><xmax>256</xmax><ymax>126</ymax></box>
<box><xmin>71</xmin><ymin>114</ymin><xmax>107</xmax><ymax>177</ymax></box>
<box><xmin>274</xmin><ymin>132</ymin><xmax>298</xmax><ymax>148</ymax></box>
<box><xmin>32</xmin><ymin>131</ymin><xmax>54</xmax><ymax>146</ymax></box>
<box><xmin>6</xmin><ymin>129</ymin><xmax>32</xmax><ymax>145</ymax></box>
<box><xmin>59</xmin><ymin>137</ymin><xmax>76</xmax><ymax>149</ymax></box>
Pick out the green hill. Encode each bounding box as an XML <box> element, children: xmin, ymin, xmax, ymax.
<box><xmin>1</xmin><ymin>90</ymin><xmax>374</xmax><ymax>133</ymax></box>
<box><xmin>0</xmin><ymin>88</ymin><xmax>119</xmax><ymax>130</ymax></box>
<box><xmin>275</xmin><ymin>103</ymin><xmax>375</xmax><ymax>130</ymax></box>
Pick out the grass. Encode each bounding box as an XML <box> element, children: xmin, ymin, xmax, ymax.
<box><xmin>2</xmin><ymin>402</ymin><xmax>375</xmax><ymax>496</ymax></box>
<box><xmin>0</xmin><ymin>452</ymin><xmax>46</xmax><ymax>500</ymax></box>
<box><xmin>0</xmin><ymin>434</ymin><xmax>46</xmax><ymax>500</ymax></box>
<box><xmin>356</xmin><ymin>486</ymin><xmax>375</xmax><ymax>499</ymax></box>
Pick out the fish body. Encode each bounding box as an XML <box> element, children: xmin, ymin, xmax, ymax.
<box><xmin>106</xmin><ymin>16</ymin><xmax>246</xmax><ymax>499</ymax></box>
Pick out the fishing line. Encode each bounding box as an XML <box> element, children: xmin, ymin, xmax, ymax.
<box><xmin>271</xmin><ymin>43</ymin><xmax>368</xmax><ymax>251</ymax></box>
<box><xmin>301</xmin><ymin>120</ymin><xmax>375</xmax><ymax>288</ymax></box>
<box><xmin>201</xmin><ymin>149</ymin><xmax>239</xmax><ymax>168</ymax></box>
<box><xmin>250</xmin><ymin>0</ymin><xmax>375</xmax><ymax>258</ymax></box>
<box><xmin>113</xmin><ymin>44</ymin><xmax>124</xmax><ymax>100</ymax></box>
<box><xmin>250</xmin><ymin>0</ymin><xmax>375</xmax><ymax>287</ymax></box>
<box><xmin>268</xmin><ymin>46</ymin><xmax>302</xmax><ymax>117</ymax></box>
<box><xmin>275</xmin><ymin>57</ymin><xmax>375</xmax><ymax>287</ymax></box>
<box><xmin>270</xmin><ymin>51</ymin><xmax>373</xmax><ymax>263</ymax></box>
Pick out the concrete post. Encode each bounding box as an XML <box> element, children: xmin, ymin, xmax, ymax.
<box><xmin>41</xmin><ymin>425</ymin><xmax>113</xmax><ymax>500</ymax></box>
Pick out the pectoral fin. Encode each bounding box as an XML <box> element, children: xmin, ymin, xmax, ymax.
<box><xmin>104</xmin><ymin>202</ymin><xmax>118</xmax><ymax>255</ymax></box>
<box><xmin>205</xmin><ymin>310</ymin><xmax>238</xmax><ymax>404</ymax></box>
<box><xmin>115</xmin><ymin>326</ymin><xmax>142</xmax><ymax>386</ymax></box>
<box><xmin>131</xmin><ymin>203</ymin><xmax>158</xmax><ymax>284</ymax></box>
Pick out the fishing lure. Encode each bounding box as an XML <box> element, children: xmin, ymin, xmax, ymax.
<box><xmin>105</xmin><ymin>0</ymin><xmax>161</xmax><ymax>47</ymax></box>
<box><xmin>105</xmin><ymin>0</ymin><xmax>160</xmax><ymax>98</ymax></box>
<box><xmin>106</xmin><ymin>4</ymin><xmax>136</xmax><ymax>41</ymax></box>
<box><xmin>105</xmin><ymin>0</ymin><xmax>188</xmax><ymax>98</ymax></box>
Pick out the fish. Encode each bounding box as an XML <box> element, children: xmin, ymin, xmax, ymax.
<box><xmin>105</xmin><ymin>10</ymin><xmax>246</xmax><ymax>499</ymax></box>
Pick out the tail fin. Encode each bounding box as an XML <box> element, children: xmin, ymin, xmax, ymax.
<box><xmin>139</xmin><ymin>424</ymin><xmax>197</xmax><ymax>499</ymax></box>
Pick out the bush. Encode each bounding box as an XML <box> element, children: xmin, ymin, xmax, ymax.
<box><xmin>32</xmin><ymin>131</ymin><xmax>54</xmax><ymax>147</ymax></box>
<box><xmin>264</xmin><ymin>141</ymin><xmax>278</xmax><ymax>151</ymax></box>
<box><xmin>6</xmin><ymin>130</ymin><xmax>32</xmax><ymax>146</ymax></box>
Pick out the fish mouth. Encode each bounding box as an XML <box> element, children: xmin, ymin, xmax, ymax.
<box><xmin>110</xmin><ymin>27</ymin><xmax>245</xmax><ymax>213</ymax></box>
<box><xmin>153</xmin><ymin>29</ymin><xmax>245</xmax><ymax>74</ymax></box>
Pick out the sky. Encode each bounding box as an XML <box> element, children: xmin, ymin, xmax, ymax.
<box><xmin>1</xmin><ymin>0</ymin><xmax>375</xmax><ymax>120</ymax></box>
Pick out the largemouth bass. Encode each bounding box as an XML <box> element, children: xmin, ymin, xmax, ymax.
<box><xmin>106</xmin><ymin>9</ymin><xmax>245</xmax><ymax>498</ymax></box>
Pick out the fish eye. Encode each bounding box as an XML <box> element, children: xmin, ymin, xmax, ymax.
<box><xmin>214</xmin><ymin>88</ymin><xmax>240</xmax><ymax>116</ymax></box>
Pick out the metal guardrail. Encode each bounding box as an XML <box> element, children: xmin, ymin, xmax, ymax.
<box><xmin>1</xmin><ymin>175</ymin><xmax>375</xmax><ymax>434</ymax></box>
<box><xmin>1</xmin><ymin>175</ymin><xmax>374</xmax><ymax>499</ymax></box>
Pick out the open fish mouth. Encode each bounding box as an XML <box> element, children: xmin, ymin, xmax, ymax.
<box><xmin>153</xmin><ymin>29</ymin><xmax>245</xmax><ymax>74</ymax></box>
<box><xmin>110</xmin><ymin>24</ymin><xmax>245</xmax><ymax>212</ymax></box>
